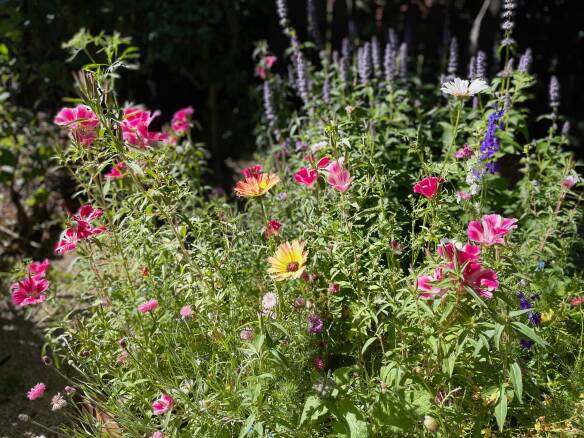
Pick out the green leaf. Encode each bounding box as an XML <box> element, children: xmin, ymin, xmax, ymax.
<box><xmin>238</xmin><ymin>414</ymin><xmax>255</xmax><ymax>438</ymax></box>
<box><xmin>494</xmin><ymin>385</ymin><xmax>508</xmax><ymax>432</ymax></box>
<box><xmin>511</xmin><ymin>322</ymin><xmax>547</xmax><ymax>347</ymax></box>
<box><xmin>509</xmin><ymin>362</ymin><xmax>523</xmax><ymax>404</ymax></box>
<box><xmin>361</xmin><ymin>337</ymin><xmax>378</xmax><ymax>355</ymax></box>
<box><xmin>299</xmin><ymin>396</ymin><xmax>328</xmax><ymax>426</ymax></box>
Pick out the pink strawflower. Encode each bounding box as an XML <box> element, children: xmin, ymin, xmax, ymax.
<box><xmin>54</xmin><ymin>105</ymin><xmax>99</xmax><ymax>145</ymax></box>
<box><xmin>413</xmin><ymin>176</ymin><xmax>443</xmax><ymax>199</ymax></box>
<box><xmin>138</xmin><ymin>299</ymin><xmax>159</xmax><ymax>313</ymax></box>
<box><xmin>571</xmin><ymin>297</ymin><xmax>584</xmax><ymax>306</ymax></box>
<box><xmin>171</xmin><ymin>106</ymin><xmax>194</xmax><ymax>134</ymax></box>
<box><xmin>11</xmin><ymin>275</ymin><xmax>49</xmax><ymax>306</ymax></box>
<box><xmin>240</xmin><ymin>328</ymin><xmax>254</xmax><ymax>341</ymax></box>
<box><xmin>121</xmin><ymin>107</ymin><xmax>168</xmax><ymax>149</ymax></box>
<box><xmin>294</xmin><ymin>167</ymin><xmax>318</xmax><ymax>187</ymax></box>
<box><xmin>105</xmin><ymin>162</ymin><xmax>126</xmax><ymax>179</ymax></box>
<box><xmin>28</xmin><ymin>259</ymin><xmax>49</xmax><ymax>276</ymax></box>
<box><xmin>313</xmin><ymin>356</ymin><xmax>325</xmax><ymax>370</ymax></box>
<box><xmin>467</xmin><ymin>214</ymin><xmax>518</xmax><ymax>246</ymax></box>
<box><xmin>326</xmin><ymin>160</ymin><xmax>353</xmax><ymax>192</ymax></box>
<box><xmin>180</xmin><ymin>305</ymin><xmax>193</xmax><ymax>318</ymax></box>
<box><xmin>27</xmin><ymin>383</ymin><xmax>46</xmax><ymax>400</ymax></box>
<box><xmin>152</xmin><ymin>393</ymin><xmax>174</xmax><ymax>415</ymax></box>
<box><xmin>264</xmin><ymin>219</ymin><xmax>282</xmax><ymax>238</ymax></box>
<box><xmin>262</xmin><ymin>292</ymin><xmax>277</xmax><ymax>310</ymax></box>
<box><xmin>561</xmin><ymin>175</ymin><xmax>579</xmax><ymax>189</ymax></box>
<box><xmin>454</xmin><ymin>144</ymin><xmax>474</xmax><ymax>159</ymax></box>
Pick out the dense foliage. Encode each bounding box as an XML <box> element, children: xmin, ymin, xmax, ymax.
<box><xmin>7</xmin><ymin>2</ymin><xmax>584</xmax><ymax>437</ymax></box>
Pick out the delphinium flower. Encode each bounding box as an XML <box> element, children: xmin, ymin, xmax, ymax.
<box><xmin>54</xmin><ymin>105</ymin><xmax>99</xmax><ymax>145</ymax></box>
<box><xmin>325</xmin><ymin>159</ymin><xmax>352</xmax><ymax>192</ymax></box>
<box><xmin>152</xmin><ymin>393</ymin><xmax>174</xmax><ymax>415</ymax></box>
<box><xmin>180</xmin><ymin>305</ymin><xmax>193</xmax><ymax>318</ymax></box>
<box><xmin>549</xmin><ymin>76</ymin><xmax>560</xmax><ymax>110</ymax></box>
<box><xmin>171</xmin><ymin>106</ymin><xmax>194</xmax><ymax>135</ymax></box>
<box><xmin>308</xmin><ymin>313</ymin><xmax>324</xmax><ymax>334</ymax></box>
<box><xmin>371</xmin><ymin>36</ymin><xmax>382</xmax><ymax>78</ymax></box>
<box><xmin>51</xmin><ymin>393</ymin><xmax>67</xmax><ymax>411</ymax></box>
<box><xmin>446</xmin><ymin>37</ymin><xmax>458</xmax><ymax>79</ymax></box>
<box><xmin>55</xmin><ymin>204</ymin><xmax>107</xmax><ymax>254</ymax></box>
<box><xmin>441</xmin><ymin>78</ymin><xmax>489</xmax><ymax>99</ymax></box>
<box><xmin>518</xmin><ymin>48</ymin><xmax>532</xmax><ymax>73</ymax></box>
<box><xmin>28</xmin><ymin>259</ymin><xmax>49</xmax><ymax>276</ymax></box>
<box><xmin>234</xmin><ymin>165</ymin><xmax>280</xmax><ymax>198</ymax></box>
<box><xmin>398</xmin><ymin>42</ymin><xmax>408</xmax><ymax>79</ymax></box>
<box><xmin>467</xmin><ymin>214</ymin><xmax>518</xmax><ymax>246</ymax></box>
<box><xmin>263</xmin><ymin>81</ymin><xmax>277</xmax><ymax>127</ymax></box>
<box><xmin>413</xmin><ymin>176</ymin><xmax>443</xmax><ymax>199</ymax></box>
<box><xmin>104</xmin><ymin>162</ymin><xmax>126</xmax><ymax>179</ymax></box>
<box><xmin>561</xmin><ymin>174</ymin><xmax>579</xmax><ymax>190</ymax></box>
<box><xmin>27</xmin><ymin>383</ymin><xmax>46</xmax><ymax>400</ymax></box>
<box><xmin>267</xmin><ymin>240</ymin><xmax>308</xmax><ymax>281</ymax></box>
<box><xmin>358</xmin><ymin>42</ymin><xmax>372</xmax><ymax>86</ymax></box>
<box><xmin>11</xmin><ymin>275</ymin><xmax>50</xmax><ymax>306</ymax></box>
<box><xmin>264</xmin><ymin>219</ymin><xmax>282</xmax><ymax>238</ymax></box>
<box><xmin>479</xmin><ymin>109</ymin><xmax>504</xmax><ymax>165</ymax></box>
<box><xmin>121</xmin><ymin>107</ymin><xmax>167</xmax><ymax>149</ymax></box>
<box><xmin>520</xmin><ymin>339</ymin><xmax>534</xmax><ymax>349</ymax></box>
<box><xmin>138</xmin><ymin>299</ymin><xmax>159</xmax><ymax>313</ymax></box>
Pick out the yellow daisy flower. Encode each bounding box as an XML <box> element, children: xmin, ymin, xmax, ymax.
<box><xmin>234</xmin><ymin>173</ymin><xmax>280</xmax><ymax>198</ymax></box>
<box><xmin>267</xmin><ymin>240</ymin><xmax>308</xmax><ymax>281</ymax></box>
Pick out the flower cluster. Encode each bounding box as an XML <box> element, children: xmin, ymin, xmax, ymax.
<box><xmin>55</xmin><ymin>204</ymin><xmax>107</xmax><ymax>254</ymax></box>
<box><xmin>121</xmin><ymin>107</ymin><xmax>168</xmax><ymax>149</ymax></box>
<box><xmin>10</xmin><ymin>260</ymin><xmax>50</xmax><ymax>306</ymax></box>
<box><xmin>54</xmin><ymin>105</ymin><xmax>99</xmax><ymax>145</ymax></box>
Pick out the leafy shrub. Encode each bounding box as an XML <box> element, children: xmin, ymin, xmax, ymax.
<box><xmin>9</xmin><ymin>4</ymin><xmax>584</xmax><ymax>437</ymax></box>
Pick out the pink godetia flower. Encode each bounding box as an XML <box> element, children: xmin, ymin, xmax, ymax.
<box><xmin>454</xmin><ymin>144</ymin><xmax>474</xmax><ymax>159</ymax></box>
<box><xmin>413</xmin><ymin>176</ymin><xmax>443</xmax><ymax>199</ymax></box>
<box><xmin>121</xmin><ymin>107</ymin><xmax>168</xmax><ymax>149</ymax></box>
<box><xmin>304</xmin><ymin>155</ymin><xmax>332</xmax><ymax>169</ymax></box>
<box><xmin>28</xmin><ymin>259</ymin><xmax>49</xmax><ymax>277</ymax></box>
<box><xmin>467</xmin><ymin>214</ymin><xmax>518</xmax><ymax>246</ymax></box>
<box><xmin>138</xmin><ymin>299</ymin><xmax>159</xmax><ymax>313</ymax></box>
<box><xmin>561</xmin><ymin>175</ymin><xmax>579</xmax><ymax>190</ymax></box>
<box><xmin>262</xmin><ymin>292</ymin><xmax>277</xmax><ymax>310</ymax></box>
<box><xmin>171</xmin><ymin>106</ymin><xmax>194</xmax><ymax>134</ymax></box>
<box><xmin>54</xmin><ymin>105</ymin><xmax>99</xmax><ymax>145</ymax></box>
<box><xmin>54</xmin><ymin>205</ymin><xmax>107</xmax><ymax>255</ymax></box>
<box><xmin>456</xmin><ymin>191</ymin><xmax>472</xmax><ymax>202</ymax></box>
<box><xmin>180</xmin><ymin>305</ymin><xmax>193</xmax><ymax>318</ymax></box>
<box><xmin>264</xmin><ymin>219</ymin><xmax>282</xmax><ymax>238</ymax></box>
<box><xmin>255</xmin><ymin>55</ymin><xmax>277</xmax><ymax>79</ymax></box>
<box><xmin>571</xmin><ymin>297</ymin><xmax>584</xmax><ymax>306</ymax></box>
<box><xmin>27</xmin><ymin>382</ymin><xmax>46</xmax><ymax>400</ymax></box>
<box><xmin>265</xmin><ymin>55</ymin><xmax>277</xmax><ymax>68</ymax></box>
<box><xmin>152</xmin><ymin>393</ymin><xmax>174</xmax><ymax>415</ymax></box>
<box><xmin>294</xmin><ymin>167</ymin><xmax>318</xmax><ymax>187</ymax></box>
<box><xmin>417</xmin><ymin>267</ymin><xmax>446</xmax><ymax>299</ymax></box>
<box><xmin>243</xmin><ymin>164</ymin><xmax>263</xmax><ymax>180</ymax></box>
<box><xmin>11</xmin><ymin>275</ymin><xmax>50</xmax><ymax>306</ymax></box>
<box><xmin>326</xmin><ymin>160</ymin><xmax>353</xmax><ymax>192</ymax></box>
<box><xmin>104</xmin><ymin>162</ymin><xmax>126</xmax><ymax>179</ymax></box>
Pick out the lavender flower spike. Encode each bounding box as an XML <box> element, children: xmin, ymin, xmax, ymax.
<box><xmin>549</xmin><ymin>76</ymin><xmax>560</xmax><ymax>109</ymax></box>
<box><xmin>371</xmin><ymin>36</ymin><xmax>382</xmax><ymax>78</ymax></box>
<box><xmin>447</xmin><ymin>37</ymin><xmax>458</xmax><ymax>78</ymax></box>
<box><xmin>358</xmin><ymin>43</ymin><xmax>372</xmax><ymax>86</ymax></box>
<box><xmin>263</xmin><ymin>81</ymin><xmax>277</xmax><ymax>127</ymax></box>
<box><xmin>384</xmin><ymin>42</ymin><xmax>396</xmax><ymax>83</ymax></box>
<box><xmin>518</xmin><ymin>48</ymin><xmax>533</xmax><ymax>73</ymax></box>
<box><xmin>475</xmin><ymin>51</ymin><xmax>487</xmax><ymax>80</ymax></box>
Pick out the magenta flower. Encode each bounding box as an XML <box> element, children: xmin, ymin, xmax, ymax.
<box><xmin>138</xmin><ymin>299</ymin><xmax>159</xmax><ymax>313</ymax></box>
<box><xmin>467</xmin><ymin>214</ymin><xmax>518</xmax><ymax>246</ymax></box>
<box><xmin>28</xmin><ymin>259</ymin><xmax>49</xmax><ymax>277</ymax></box>
<box><xmin>294</xmin><ymin>167</ymin><xmax>318</xmax><ymax>187</ymax></box>
<box><xmin>11</xmin><ymin>275</ymin><xmax>49</xmax><ymax>306</ymax></box>
<box><xmin>571</xmin><ymin>297</ymin><xmax>584</xmax><ymax>306</ymax></box>
<box><xmin>55</xmin><ymin>205</ymin><xmax>107</xmax><ymax>255</ymax></box>
<box><xmin>121</xmin><ymin>107</ymin><xmax>168</xmax><ymax>149</ymax></box>
<box><xmin>264</xmin><ymin>219</ymin><xmax>282</xmax><ymax>238</ymax></box>
<box><xmin>313</xmin><ymin>356</ymin><xmax>325</xmax><ymax>370</ymax></box>
<box><xmin>105</xmin><ymin>162</ymin><xmax>126</xmax><ymax>179</ymax></box>
<box><xmin>180</xmin><ymin>305</ymin><xmax>193</xmax><ymax>318</ymax></box>
<box><xmin>417</xmin><ymin>267</ymin><xmax>446</xmax><ymax>300</ymax></box>
<box><xmin>561</xmin><ymin>175</ymin><xmax>579</xmax><ymax>189</ymax></box>
<box><xmin>413</xmin><ymin>176</ymin><xmax>443</xmax><ymax>199</ymax></box>
<box><xmin>240</xmin><ymin>328</ymin><xmax>254</xmax><ymax>341</ymax></box>
<box><xmin>171</xmin><ymin>106</ymin><xmax>194</xmax><ymax>134</ymax></box>
<box><xmin>265</xmin><ymin>55</ymin><xmax>277</xmax><ymax>68</ymax></box>
<box><xmin>27</xmin><ymin>383</ymin><xmax>46</xmax><ymax>400</ymax></box>
<box><xmin>54</xmin><ymin>105</ymin><xmax>99</xmax><ymax>145</ymax></box>
<box><xmin>262</xmin><ymin>292</ymin><xmax>277</xmax><ymax>310</ymax></box>
<box><xmin>328</xmin><ymin>283</ymin><xmax>339</xmax><ymax>294</ymax></box>
<box><xmin>150</xmin><ymin>433</ymin><xmax>165</xmax><ymax>438</ymax></box>
<box><xmin>456</xmin><ymin>191</ymin><xmax>472</xmax><ymax>202</ymax></box>
<box><xmin>454</xmin><ymin>144</ymin><xmax>474</xmax><ymax>159</ymax></box>
<box><xmin>152</xmin><ymin>393</ymin><xmax>173</xmax><ymax>415</ymax></box>
<box><xmin>461</xmin><ymin>262</ymin><xmax>499</xmax><ymax>299</ymax></box>
<box><xmin>308</xmin><ymin>314</ymin><xmax>324</xmax><ymax>334</ymax></box>
<box><xmin>326</xmin><ymin>160</ymin><xmax>352</xmax><ymax>192</ymax></box>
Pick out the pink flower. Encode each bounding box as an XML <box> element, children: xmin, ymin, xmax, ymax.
<box><xmin>461</xmin><ymin>262</ymin><xmax>499</xmax><ymax>299</ymax></box>
<box><xmin>313</xmin><ymin>356</ymin><xmax>325</xmax><ymax>370</ymax></box>
<box><xmin>255</xmin><ymin>66</ymin><xmax>267</xmax><ymax>79</ymax></box>
<box><xmin>413</xmin><ymin>176</ymin><xmax>443</xmax><ymax>199</ymax></box>
<box><xmin>27</xmin><ymin>383</ymin><xmax>46</xmax><ymax>400</ymax></box>
<box><xmin>28</xmin><ymin>259</ymin><xmax>49</xmax><ymax>277</ymax></box>
<box><xmin>255</xmin><ymin>55</ymin><xmax>277</xmax><ymax>79</ymax></box>
<box><xmin>417</xmin><ymin>268</ymin><xmax>446</xmax><ymax>299</ymax></box>
<box><xmin>74</xmin><ymin>204</ymin><xmax>103</xmax><ymax>222</ymax></box>
<box><xmin>180</xmin><ymin>305</ymin><xmax>193</xmax><ymax>318</ymax></box>
<box><xmin>152</xmin><ymin>393</ymin><xmax>174</xmax><ymax>415</ymax></box>
<box><xmin>55</xmin><ymin>205</ymin><xmax>107</xmax><ymax>254</ymax></box>
<box><xmin>265</xmin><ymin>55</ymin><xmax>277</xmax><ymax>68</ymax></box>
<box><xmin>264</xmin><ymin>219</ymin><xmax>282</xmax><ymax>238</ymax></box>
<box><xmin>55</xmin><ymin>228</ymin><xmax>79</xmax><ymax>254</ymax></box>
<box><xmin>456</xmin><ymin>191</ymin><xmax>472</xmax><ymax>202</ymax></box>
<box><xmin>294</xmin><ymin>167</ymin><xmax>318</xmax><ymax>187</ymax></box>
<box><xmin>328</xmin><ymin>283</ymin><xmax>339</xmax><ymax>294</ymax></box>
<box><xmin>437</xmin><ymin>241</ymin><xmax>481</xmax><ymax>266</ymax></box>
<box><xmin>150</xmin><ymin>433</ymin><xmax>165</xmax><ymax>438</ymax></box>
<box><xmin>454</xmin><ymin>144</ymin><xmax>474</xmax><ymax>159</ymax></box>
<box><xmin>561</xmin><ymin>175</ymin><xmax>579</xmax><ymax>189</ymax></box>
<box><xmin>11</xmin><ymin>275</ymin><xmax>49</xmax><ymax>306</ymax></box>
<box><xmin>243</xmin><ymin>164</ymin><xmax>263</xmax><ymax>180</ymax></box>
<box><xmin>138</xmin><ymin>299</ymin><xmax>159</xmax><ymax>313</ymax></box>
<box><xmin>262</xmin><ymin>292</ymin><xmax>277</xmax><ymax>310</ymax></box>
<box><xmin>105</xmin><ymin>162</ymin><xmax>126</xmax><ymax>179</ymax></box>
<box><xmin>54</xmin><ymin>105</ymin><xmax>99</xmax><ymax>145</ymax></box>
<box><xmin>121</xmin><ymin>107</ymin><xmax>168</xmax><ymax>149</ymax></box>
<box><xmin>304</xmin><ymin>155</ymin><xmax>331</xmax><ymax>169</ymax></box>
<box><xmin>571</xmin><ymin>297</ymin><xmax>584</xmax><ymax>306</ymax></box>
<box><xmin>326</xmin><ymin>160</ymin><xmax>352</xmax><ymax>192</ymax></box>
<box><xmin>240</xmin><ymin>328</ymin><xmax>254</xmax><ymax>341</ymax></box>
<box><xmin>171</xmin><ymin>106</ymin><xmax>194</xmax><ymax>134</ymax></box>
<box><xmin>467</xmin><ymin>214</ymin><xmax>518</xmax><ymax>246</ymax></box>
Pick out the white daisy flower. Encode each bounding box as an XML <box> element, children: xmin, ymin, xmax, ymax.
<box><xmin>441</xmin><ymin>77</ymin><xmax>489</xmax><ymax>98</ymax></box>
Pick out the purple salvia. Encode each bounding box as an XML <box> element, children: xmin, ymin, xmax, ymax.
<box><xmin>447</xmin><ymin>37</ymin><xmax>458</xmax><ymax>78</ymax></box>
<box><xmin>398</xmin><ymin>42</ymin><xmax>408</xmax><ymax>79</ymax></box>
<box><xmin>468</xmin><ymin>55</ymin><xmax>476</xmax><ymax>80</ymax></box>
<box><xmin>340</xmin><ymin>55</ymin><xmax>350</xmax><ymax>88</ymax></box>
<box><xmin>371</xmin><ymin>36</ymin><xmax>382</xmax><ymax>78</ymax></box>
<box><xmin>549</xmin><ymin>76</ymin><xmax>560</xmax><ymax>109</ymax></box>
<box><xmin>341</xmin><ymin>37</ymin><xmax>351</xmax><ymax>58</ymax></box>
<box><xmin>518</xmin><ymin>48</ymin><xmax>532</xmax><ymax>73</ymax></box>
<box><xmin>263</xmin><ymin>81</ymin><xmax>277</xmax><ymax>127</ymax></box>
<box><xmin>296</xmin><ymin>50</ymin><xmax>310</xmax><ymax>104</ymax></box>
<box><xmin>358</xmin><ymin>43</ymin><xmax>372</xmax><ymax>86</ymax></box>
<box><xmin>307</xmin><ymin>0</ymin><xmax>323</xmax><ymax>49</ymax></box>
<box><xmin>384</xmin><ymin>42</ymin><xmax>397</xmax><ymax>83</ymax></box>
<box><xmin>475</xmin><ymin>51</ymin><xmax>487</xmax><ymax>80</ymax></box>
<box><xmin>500</xmin><ymin>58</ymin><xmax>514</xmax><ymax>78</ymax></box>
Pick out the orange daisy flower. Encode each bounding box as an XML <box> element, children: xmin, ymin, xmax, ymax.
<box><xmin>267</xmin><ymin>240</ymin><xmax>308</xmax><ymax>281</ymax></box>
<box><xmin>234</xmin><ymin>165</ymin><xmax>280</xmax><ymax>198</ymax></box>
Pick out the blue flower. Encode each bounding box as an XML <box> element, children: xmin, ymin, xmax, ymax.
<box><xmin>536</xmin><ymin>261</ymin><xmax>545</xmax><ymax>271</ymax></box>
<box><xmin>517</xmin><ymin>292</ymin><xmax>532</xmax><ymax>310</ymax></box>
<box><xmin>520</xmin><ymin>339</ymin><xmax>534</xmax><ymax>349</ymax></box>
<box><xmin>480</xmin><ymin>110</ymin><xmax>504</xmax><ymax>161</ymax></box>
<box><xmin>528</xmin><ymin>311</ymin><xmax>541</xmax><ymax>326</ymax></box>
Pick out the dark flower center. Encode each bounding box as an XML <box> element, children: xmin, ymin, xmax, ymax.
<box><xmin>287</xmin><ymin>262</ymin><xmax>299</xmax><ymax>272</ymax></box>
